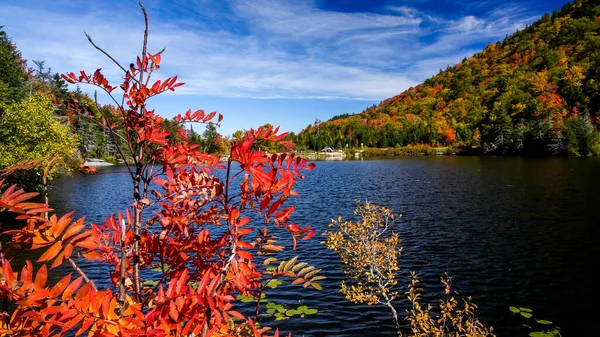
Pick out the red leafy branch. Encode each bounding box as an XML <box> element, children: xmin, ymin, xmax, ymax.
<box><xmin>1</xmin><ymin>3</ymin><xmax>318</xmax><ymax>336</ymax></box>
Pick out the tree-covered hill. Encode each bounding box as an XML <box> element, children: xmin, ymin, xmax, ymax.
<box><xmin>295</xmin><ymin>0</ymin><xmax>600</xmax><ymax>156</ymax></box>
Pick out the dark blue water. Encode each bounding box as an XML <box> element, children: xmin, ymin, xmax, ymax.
<box><xmin>14</xmin><ymin>157</ymin><xmax>600</xmax><ymax>336</ymax></box>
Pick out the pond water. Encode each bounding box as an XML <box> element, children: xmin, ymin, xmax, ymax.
<box><xmin>9</xmin><ymin>156</ymin><xmax>600</xmax><ymax>336</ymax></box>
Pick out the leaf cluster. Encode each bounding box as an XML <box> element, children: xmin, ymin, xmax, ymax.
<box><xmin>325</xmin><ymin>201</ymin><xmax>495</xmax><ymax>336</ymax></box>
<box><xmin>0</xmin><ymin>5</ymin><xmax>319</xmax><ymax>337</ymax></box>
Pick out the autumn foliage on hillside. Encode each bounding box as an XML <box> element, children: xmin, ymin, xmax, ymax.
<box><xmin>296</xmin><ymin>0</ymin><xmax>600</xmax><ymax>155</ymax></box>
<box><xmin>0</xmin><ymin>4</ymin><xmax>316</xmax><ymax>337</ymax></box>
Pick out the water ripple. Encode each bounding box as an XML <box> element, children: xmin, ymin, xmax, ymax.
<box><xmin>40</xmin><ymin>156</ymin><xmax>600</xmax><ymax>337</ymax></box>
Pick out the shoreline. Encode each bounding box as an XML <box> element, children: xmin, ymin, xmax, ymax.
<box><xmin>82</xmin><ymin>158</ymin><xmax>116</xmax><ymax>167</ymax></box>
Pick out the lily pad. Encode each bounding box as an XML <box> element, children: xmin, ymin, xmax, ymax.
<box><xmin>520</xmin><ymin>312</ymin><xmax>533</xmax><ymax>319</ymax></box>
<box><xmin>266</xmin><ymin>279</ymin><xmax>283</xmax><ymax>289</ymax></box>
<box><xmin>509</xmin><ymin>306</ymin><xmax>521</xmax><ymax>314</ymax></box>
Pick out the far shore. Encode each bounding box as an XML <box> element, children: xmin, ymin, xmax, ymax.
<box><xmin>82</xmin><ymin>158</ymin><xmax>115</xmax><ymax>167</ymax></box>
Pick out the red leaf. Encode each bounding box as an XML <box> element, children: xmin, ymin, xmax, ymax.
<box><xmin>203</xmin><ymin>111</ymin><xmax>217</xmax><ymax>122</ymax></box>
<box><xmin>61</xmin><ymin>73</ymin><xmax>75</xmax><ymax>84</ymax></box>
<box><xmin>51</xmin><ymin>251</ymin><xmax>65</xmax><ymax>268</ymax></box>
<box><xmin>237</xmin><ymin>228</ymin><xmax>253</xmax><ymax>236</ymax></box>
<box><xmin>34</xmin><ymin>265</ymin><xmax>48</xmax><ymax>289</ymax></box>
<box><xmin>267</xmin><ymin>198</ymin><xmax>283</xmax><ymax>214</ymax></box>
<box><xmin>62</xmin><ymin>276</ymin><xmax>83</xmax><ymax>300</ymax></box>
<box><xmin>50</xmin><ymin>274</ymin><xmax>72</xmax><ymax>298</ymax></box>
<box><xmin>237</xmin><ymin>250</ymin><xmax>253</xmax><ymax>260</ymax></box>
<box><xmin>38</xmin><ymin>241</ymin><xmax>63</xmax><ymax>262</ymax></box>
<box><xmin>227</xmin><ymin>310</ymin><xmax>245</xmax><ymax>320</ymax></box>
<box><xmin>62</xmin><ymin>222</ymin><xmax>86</xmax><ymax>242</ymax></box>
<box><xmin>63</xmin><ymin>243</ymin><xmax>74</xmax><ymax>259</ymax></box>
<box><xmin>20</xmin><ymin>260</ymin><xmax>33</xmax><ymax>284</ymax></box>
<box><xmin>259</xmin><ymin>195</ymin><xmax>271</xmax><ymax>211</ymax></box>
<box><xmin>1</xmin><ymin>260</ymin><xmax>15</xmax><ymax>284</ymax></box>
<box><xmin>197</xmin><ymin>271</ymin><xmax>212</xmax><ymax>294</ymax></box>
<box><xmin>302</xmin><ymin>229</ymin><xmax>316</xmax><ymax>241</ymax></box>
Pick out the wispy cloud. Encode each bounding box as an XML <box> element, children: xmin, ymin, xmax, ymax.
<box><xmin>0</xmin><ymin>0</ymin><xmax>556</xmax><ymax>102</ymax></box>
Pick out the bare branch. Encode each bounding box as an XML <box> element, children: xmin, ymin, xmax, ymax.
<box><xmin>68</xmin><ymin>258</ymin><xmax>98</xmax><ymax>291</ymax></box>
<box><xmin>119</xmin><ymin>218</ymin><xmax>127</xmax><ymax>316</ymax></box>
<box><xmin>138</xmin><ymin>1</ymin><xmax>149</xmax><ymax>89</ymax></box>
<box><xmin>84</xmin><ymin>31</ymin><xmax>128</xmax><ymax>75</ymax></box>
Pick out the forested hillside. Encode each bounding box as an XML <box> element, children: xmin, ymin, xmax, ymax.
<box><xmin>295</xmin><ymin>0</ymin><xmax>600</xmax><ymax>156</ymax></box>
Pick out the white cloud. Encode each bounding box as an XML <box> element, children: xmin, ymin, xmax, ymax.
<box><xmin>0</xmin><ymin>0</ymin><xmax>546</xmax><ymax>102</ymax></box>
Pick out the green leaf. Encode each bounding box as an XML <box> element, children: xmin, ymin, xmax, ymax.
<box><xmin>143</xmin><ymin>280</ymin><xmax>159</xmax><ymax>286</ymax></box>
<box><xmin>310</xmin><ymin>282</ymin><xmax>323</xmax><ymax>291</ymax></box>
<box><xmin>520</xmin><ymin>312</ymin><xmax>533</xmax><ymax>319</ymax></box>
<box><xmin>550</xmin><ymin>329</ymin><xmax>561</xmax><ymax>336</ymax></box>
<box><xmin>509</xmin><ymin>306</ymin><xmax>521</xmax><ymax>314</ymax></box>
<box><xmin>536</xmin><ymin>319</ymin><xmax>553</xmax><ymax>325</ymax></box>
<box><xmin>305</xmin><ymin>308</ymin><xmax>318</xmax><ymax>315</ymax></box>
<box><xmin>266</xmin><ymin>279</ymin><xmax>283</xmax><ymax>289</ymax></box>
<box><xmin>264</xmin><ymin>257</ymin><xmax>277</xmax><ymax>265</ymax></box>
<box><xmin>529</xmin><ymin>332</ymin><xmax>550</xmax><ymax>337</ymax></box>
<box><xmin>237</xmin><ymin>294</ymin><xmax>257</xmax><ymax>303</ymax></box>
<box><xmin>519</xmin><ymin>307</ymin><xmax>533</xmax><ymax>313</ymax></box>
<box><xmin>286</xmin><ymin>309</ymin><xmax>299</xmax><ymax>316</ymax></box>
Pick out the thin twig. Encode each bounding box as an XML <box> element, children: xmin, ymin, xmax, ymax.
<box><xmin>85</xmin><ymin>32</ymin><xmax>128</xmax><ymax>75</ymax></box>
<box><xmin>138</xmin><ymin>1</ymin><xmax>149</xmax><ymax>90</ymax></box>
<box><xmin>68</xmin><ymin>258</ymin><xmax>98</xmax><ymax>291</ymax></box>
<box><xmin>144</xmin><ymin>47</ymin><xmax>166</xmax><ymax>87</ymax></box>
<box><xmin>119</xmin><ymin>218</ymin><xmax>127</xmax><ymax>316</ymax></box>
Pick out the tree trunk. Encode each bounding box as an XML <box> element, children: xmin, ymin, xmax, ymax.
<box><xmin>132</xmin><ymin>161</ymin><xmax>142</xmax><ymax>301</ymax></box>
<box><xmin>0</xmin><ymin>218</ymin><xmax>8</xmax><ymax>330</ymax></box>
<box><xmin>42</xmin><ymin>172</ymin><xmax>49</xmax><ymax>219</ymax></box>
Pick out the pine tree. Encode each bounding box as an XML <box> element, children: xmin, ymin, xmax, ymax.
<box><xmin>0</xmin><ymin>27</ymin><xmax>29</xmax><ymax>105</ymax></box>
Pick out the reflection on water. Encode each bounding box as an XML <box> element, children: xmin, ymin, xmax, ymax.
<box><xmin>4</xmin><ymin>156</ymin><xmax>599</xmax><ymax>336</ymax></box>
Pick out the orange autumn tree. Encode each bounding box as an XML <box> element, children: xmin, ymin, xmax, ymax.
<box><xmin>0</xmin><ymin>4</ymin><xmax>317</xmax><ymax>336</ymax></box>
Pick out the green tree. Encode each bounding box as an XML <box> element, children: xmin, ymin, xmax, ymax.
<box><xmin>0</xmin><ymin>93</ymin><xmax>79</xmax><ymax>197</ymax></box>
<box><xmin>201</xmin><ymin>124</ymin><xmax>227</xmax><ymax>154</ymax></box>
<box><xmin>30</xmin><ymin>60</ymin><xmax>69</xmax><ymax>103</ymax></box>
<box><xmin>0</xmin><ymin>27</ymin><xmax>29</xmax><ymax>105</ymax></box>
<box><xmin>563</xmin><ymin>114</ymin><xmax>599</xmax><ymax>156</ymax></box>
<box><xmin>231</xmin><ymin>129</ymin><xmax>245</xmax><ymax>140</ymax></box>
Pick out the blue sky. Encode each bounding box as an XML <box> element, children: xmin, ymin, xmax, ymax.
<box><xmin>0</xmin><ymin>0</ymin><xmax>571</xmax><ymax>136</ymax></box>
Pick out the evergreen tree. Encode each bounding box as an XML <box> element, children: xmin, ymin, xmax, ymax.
<box><xmin>0</xmin><ymin>27</ymin><xmax>29</xmax><ymax>105</ymax></box>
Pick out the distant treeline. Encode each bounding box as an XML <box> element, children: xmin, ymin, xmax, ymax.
<box><xmin>294</xmin><ymin>0</ymin><xmax>600</xmax><ymax>156</ymax></box>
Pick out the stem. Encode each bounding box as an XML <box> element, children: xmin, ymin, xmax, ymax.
<box><xmin>93</xmin><ymin>100</ymin><xmax>134</xmax><ymax>177</ymax></box>
<box><xmin>42</xmin><ymin>171</ymin><xmax>49</xmax><ymax>220</ymax></box>
<box><xmin>132</xmin><ymin>159</ymin><xmax>143</xmax><ymax>301</ymax></box>
<box><xmin>224</xmin><ymin>158</ymin><xmax>232</xmax><ymax>203</ymax></box>
<box><xmin>254</xmin><ymin>275</ymin><xmax>274</xmax><ymax>322</ymax></box>
<box><xmin>138</xmin><ymin>1</ymin><xmax>148</xmax><ymax>87</ymax></box>
<box><xmin>84</xmin><ymin>32</ymin><xmax>130</xmax><ymax>78</ymax></box>
<box><xmin>387</xmin><ymin>301</ymin><xmax>400</xmax><ymax>335</ymax></box>
<box><xmin>0</xmin><ymin>217</ymin><xmax>9</xmax><ymax>330</ymax></box>
<box><xmin>119</xmin><ymin>218</ymin><xmax>127</xmax><ymax>316</ymax></box>
<box><xmin>130</xmin><ymin>3</ymin><xmax>148</xmax><ymax>302</ymax></box>
<box><xmin>202</xmin><ymin>161</ymin><xmax>237</xmax><ymax>337</ymax></box>
<box><xmin>68</xmin><ymin>257</ymin><xmax>98</xmax><ymax>291</ymax></box>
